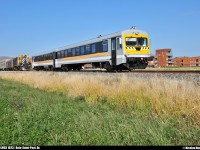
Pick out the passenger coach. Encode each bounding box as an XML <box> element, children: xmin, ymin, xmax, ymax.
<box><xmin>32</xmin><ymin>27</ymin><xmax>152</xmax><ymax>71</ymax></box>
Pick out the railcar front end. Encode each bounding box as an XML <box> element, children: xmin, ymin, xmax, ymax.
<box><xmin>120</xmin><ymin>28</ymin><xmax>151</xmax><ymax>70</ymax></box>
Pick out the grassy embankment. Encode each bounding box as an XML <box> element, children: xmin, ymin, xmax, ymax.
<box><xmin>0</xmin><ymin>72</ymin><xmax>200</xmax><ymax>145</ymax></box>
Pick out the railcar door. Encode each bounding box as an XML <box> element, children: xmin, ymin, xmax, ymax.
<box><xmin>111</xmin><ymin>37</ymin><xmax>117</xmax><ymax>68</ymax></box>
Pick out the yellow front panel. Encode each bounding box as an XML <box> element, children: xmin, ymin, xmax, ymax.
<box><xmin>124</xmin><ymin>34</ymin><xmax>150</xmax><ymax>55</ymax></box>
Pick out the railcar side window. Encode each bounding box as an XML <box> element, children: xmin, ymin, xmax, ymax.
<box><xmin>81</xmin><ymin>46</ymin><xmax>85</xmax><ymax>55</ymax></box>
<box><xmin>86</xmin><ymin>45</ymin><xmax>90</xmax><ymax>54</ymax></box>
<box><xmin>57</xmin><ymin>52</ymin><xmax>61</xmax><ymax>59</ymax></box>
<box><xmin>72</xmin><ymin>48</ymin><xmax>75</xmax><ymax>56</ymax></box>
<box><xmin>61</xmin><ymin>50</ymin><xmax>65</xmax><ymax>58</ymax></box>
<box><xmin>64</xmin><ymin>50</ymin><xmax>68</xmax><ymax>57</ymax></box>
<box><xmin>50</xmin><ymin>53</ymin><xmax>53</xmax><ymax>59</ymax></box>
<box><xmin>96</xmin><ymin>42</ymin><xmax>102</xmax><ymax>52</ymax></box>
<box><xmin>76</xmin><ymin>47</ymin><xmax>80</xmax><ymax>56</ymax></box>
<box><xmin>111</xmin><ymin>39</ymin><xmax>116</xmax><ymax>50</ymax></box>
<box><xmin>91</xmin><ymin>44</ymin><xmax>96</xmax><ymax>53</ymax></box>
<box><xmin>68</xmin><ymin>49</ymin><xmax>72</xmax><ymax>57</ymax></box>
<box><xmin>40</xmin><ymin>55</ymin><xmax>42</xmax><ymax>61</ymax></box>
<box><xmin>116</xmin><ymin>37</ymin><xmax>122</xmax><ymax>50</ymax></box>
<box><xmin>102</xmin><ymin>40</ymin><xmax>108</xmax><ymax>52</ymax></box>
<box><xmin>47</xmin><ymin>54</ymin><xmax>49</xmax><ymax>60</ymax></box>
<box><xmin>45</xmin><ymin>54</ymin><xmax>47</xmax><ymax>60</ymax></box>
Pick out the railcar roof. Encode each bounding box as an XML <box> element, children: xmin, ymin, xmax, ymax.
<box><xmin>34</xmin><ymin>28</ymin><xmax>148</xmax><ymax>56</ymax></box>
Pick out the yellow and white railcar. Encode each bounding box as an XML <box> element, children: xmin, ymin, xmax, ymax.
<box><xmin>32</xmin><ymin>27</ymin><xmax>152</xmax><ymax>71</ymax></box>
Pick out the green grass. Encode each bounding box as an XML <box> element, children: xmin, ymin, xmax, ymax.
<box><xmin>0</xmin><ymin>78</ymin><xmax>199</xmax><ymax>146</ymax></box>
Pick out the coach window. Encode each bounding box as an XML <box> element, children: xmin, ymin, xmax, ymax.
<box><xmin>50</xmin><ymin>53</ymin><xmax>53</xmax><ymax>59</ymax></box>
<box><xmin>86</xmin><ymin>45</ymin><xmax>90</xmax><ymax>54</ymax></box>
<box><xmin>47</xmin><ymin>54</ymin><xmax>50</xmax><ymax>60</ymax></box>
<box><xmin>61</xmin><ymin>50</ymin><xmax>65</xmax><ymax>58</ymax></box>
<box><xmin>116</xmin><ymin>37</ymin><xmax>122</xmax><ymax>50</ymax></box>
<box><xmin>45</xmin><ymin>54</ymin><xmax>48</xmax><ymax>60</ymax></box>
<box><xmin>57</xmin><ymin>51</ymin><xmax>61</xmax><ymax>59</ymax></box>
<box><xmin>111</xmin><ymin>38</ymin><xmax>116</xmax><ymax>50</ymax></box>
<box><xmin>40</xmin><ymin>55</ymin><xmax>43</xmax><ymax>61</ymax></box>
<box><xmin>68</xmin><ymin>49</ymin><xmax>72</xmax><ymax>57</ymax></box>
<box><xmin>64</xmin><ymin>50</ymin><xmax>68</xmax><ymax>57</ymax></box>
<box><xmin>92</xmin><ymin>44</ymin><xmax>96</xmax><ymax>53</ymax></box>
<box><xmin>72</xmin><ymin>48</ymin><xmax>75</xmax><ymax>56</ymax></box>
<box><xmin>96</xmin><ymin>42</ymin><xmax>102</xmax><ymax>53</ymax></box>
<box><xmin>102</xmin><ymin>40</ymin><xmax>108</xmax><ymax>52</ymax></box>
<box><xmin>61</xmin><ymin>51</ymin><xmax>64</xmax><ymax>58</ymax></box>
<box><xmin>44</xmin><ymin>54</ymin><xmax>47</xmax><ymax>60</ymax></box>
<box><xmin>76</xmin><ymin>47</ymin><xmax>80</xmax><ymax>56</ymax></box>
<box><xmin>81</xmin><ymin>46</ymin><xmax>85</xmax><ymax>55</ymax></box>
<box><xmin>40</xmin><ymin>55</ymin><xmax>42</xmax><ymax>61</ymax></box>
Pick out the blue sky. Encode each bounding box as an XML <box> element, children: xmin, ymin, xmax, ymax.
<box><xmin>0</xmin><ymin>0</ymin><xmax>200</xmax><ymax>57</ymax></box>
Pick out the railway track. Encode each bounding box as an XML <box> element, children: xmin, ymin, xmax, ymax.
<box><xmin>130</xmin><ymin>70</ymin><xmax>200</xmax><ymax>74</ymax></box>
<box><xmin>1</xmin><ymin>69</ymin><xmax>200</xmax><ymax>74</ymax></box>
<box><xmin>65</xmin><ymin>69</ymin><xmax>200</xmax><ymax>74</ymax></box>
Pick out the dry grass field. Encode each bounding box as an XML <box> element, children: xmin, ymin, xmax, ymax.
<box><xmin>0</xmin><ymin>71</ymin><xmax>200</xmax><ymax>126</ymax></box>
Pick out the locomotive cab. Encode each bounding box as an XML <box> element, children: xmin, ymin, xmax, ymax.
<box><xmin>121</xmin><ymin>28</ymin><xmax>151</xmax><ymax>70</ymax></box>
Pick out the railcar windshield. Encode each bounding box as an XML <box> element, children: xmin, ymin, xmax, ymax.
<box><xmin>126</xmin><ymin>38</ymin><xmax>148</xmax><ymax>46</ymax></box>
